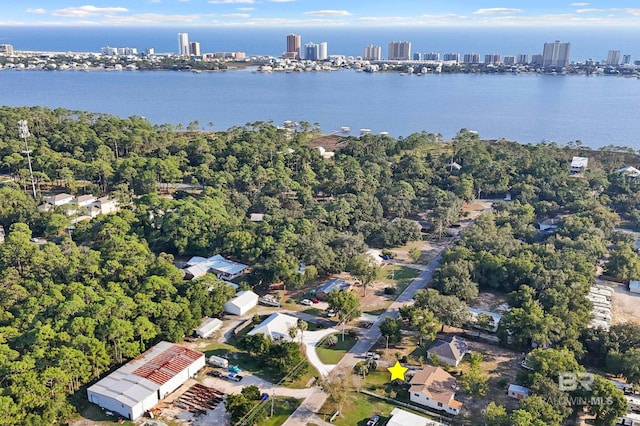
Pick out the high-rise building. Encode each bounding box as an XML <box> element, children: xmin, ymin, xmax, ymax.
<box><xmin>146</xmin><ymin>48</ymin><xmax>155</xmax><ymax>56</ymax></box>
<box><xmin>0</xmin><ymin>44</ymin><xmax>13</xmax><ymax>55</ymax></box>
<box><xmin>318</xmin><ymin>42</ymin><xmax>328</xmax><ymax>60</ymax></box>
<box><xmin>542</xmin><ymin>41</ymin><xmax>571</xmax><ymax>67</ymax></box>
<box><xmin>516</xmin><ymin>54</ymin><xmax>529</xmax><ymax>64</ymax></box>
<box><xmin>388</xmin><ymin>41</ymin><xmax>411</xmax><ymax>61</ymax></box>
<box><xmin>363</xmin><ymin>44</ymin><xmax>382</xmax><ymax>61</ymax></box>
<box><xmin>463</xmin><ymin>53</ymin><xmax>480</xmax><ymax>64</ymax></box>
<box><xmin>423</xmin><ymin>52</ymin><xmax>440</xmax><ymax>61</ymax></box>
<box><xmin>304</xmin><ymin>42</ymin><xmax>327</xmax><ymax>60</ymax></box>
<box><xmin>178</xmin><ymin>33</ymin><xmax>189</xmax><ymax>55</ymax></box>
<box><xmin>443</xmin><ymin>52</ymin><xmax>460</xmax><ymax>62</ymax></box>
<box><xmin>531</xmin><ymin>54</ymin><xmax>543</xmax><ymax>66</ymax></box>
<box><xmin>503</xmin><ymin>56</ymin><xmax>516</xmax><ymax>65</ymax></box>
<box><xmin>413</xmin><ymin>53</ymin><xmax>422</xmax><ymax>61</ymax></box>
<box><xmin>622</xmin><ymin>54</ymin><xmax>631</xmax><ymax>65</ymax></box>
<box><xmin>190</xmin><ymin>42</ymin><xmax>201</xmax><ymax>56</ymax></box>
<box><xmin>286</xmin><ymin>33</ymin><xmax>301</xmax><ymax>59</ymax></box>
<box><xmin>607</xmin><ymin>50</ymin><xmax>621</xmax><ymax>65</ymax></box>
<box><xmin>484</xmin><ymin>53</ymin><xmax>501</xmax><ymax>64</ymax></box>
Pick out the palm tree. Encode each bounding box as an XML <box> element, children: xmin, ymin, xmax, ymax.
<box><xmin>297</xmin><ymin>319</ymin><xmax>308</xmax><ymax>345</ymax></box>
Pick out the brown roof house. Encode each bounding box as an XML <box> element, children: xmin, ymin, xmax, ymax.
<box><xmin>409</xmin><ymin>366</ymin><xmax>463</xmax><ymax>416</ymax></box>
<box><xmin>426</xmin><ymin>336</ymin><xmax>469</xmax><ymax>367</ymax></box>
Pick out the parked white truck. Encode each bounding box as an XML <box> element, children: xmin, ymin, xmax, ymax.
<box><xmin>209</xmin><ymin>355</ymin><xmax>229</xmax><ymax>368</ymax></box>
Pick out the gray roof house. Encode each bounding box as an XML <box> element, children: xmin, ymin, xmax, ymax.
<box><xmin>426</xmin><ymin>336</ymin><xmax>469</xmax><ymax>367</ymax></box>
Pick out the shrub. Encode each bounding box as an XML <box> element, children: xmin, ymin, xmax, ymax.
<box><xmin>384</xmin><ymin>287</ymin><xmax>396</xmax><ymax>295</ymax></box>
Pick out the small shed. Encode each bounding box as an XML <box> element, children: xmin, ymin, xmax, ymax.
<box><xmin>507</xmin><ymin>384</ymin><xmax>530</xmax><ymax>400</ymax></box>
<box><xmin>194</xmin><ymin>317</ymin><xmax>223</xmax><ymax>338</ymax></box>
<box><xmin>629</xmin><ymin>280</ymin><xmax>640</xmax><ymax>294</ymax></box>
<box><xmin>224</xmin><ymin>290</ymin><xmax>259</xmax><ymax>316</ymax></box>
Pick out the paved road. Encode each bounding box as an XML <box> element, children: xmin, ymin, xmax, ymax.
<box><xmin>281</xmin><ymin>253</ymin><xmax>445</xmax><ymax>426</ymax></box>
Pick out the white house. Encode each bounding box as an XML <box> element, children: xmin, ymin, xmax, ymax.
<box><xmin>224</xmin><ymin>290</ymin><xmax>259</xmax><ymax>316</ymax></box>
<box><xmin>386</xmin><ymin>407</ymin><xmax>446</xmax><ymax>426</ymax></box>
<box><xmin>468</xmin><ymin>308</ymin><xmax>502</xmax><ymax>333</ymax></box>
<box><xmin>248</xmin><ymin>312</ymin><xmax>300</xmax><ymax>341</ymax></box>
<box><xmin>570</xmin><ymin>156</ymin><xmax>588</xmax><ymax>175</ymax></box>
<box><xmin>409</xmin><ymin>366</ymin><xmax>463</xmax><ymax>416</ymax></box>
<box><xmin>76</xmin><ymin>194</ymin><xmax>98</xmax><ymax>207</ymax></box>
<box><xmin>507</xmin><ymin>384</ymin><xmax>530</xmax><ymax>400</ymax></box>
<box><xmin>184</xmin><ymin>255</ymin><xmax>248</xmax><ymax>281</ymax></box>
<box><xmin>194</xmin><ymin>317</ymin><xmax>223</xmax><ymax>338</ymax></box>
<box><xmin>87</xmin><ymin>342</ymin><xmax>205</xmax><ymax>420</ymax></box>
<box><xmin>629</xmin><ymin>281</ymin><xmax>640</xmax><ymax>295</ymax></box>
<box><xmin>426</xmin><ymin>336</ymin><xmax>469</xmax><ymax>367</ymax></box>
<box><xmin>617</xmin><ymin>166</ymin><xmax>640</xmax><ymax>178</ymax></box>
<box><xmin>44</xmin><ymin>193</ymin><xmax>74</xmax><ymax>206</ymax></box>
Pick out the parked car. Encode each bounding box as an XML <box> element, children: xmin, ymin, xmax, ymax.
<box><xmin>300</xmin><ymin>299</ymin><xmax>313</xmax><ymax>306</ymax></box>
<box><xmin>310</xmin><ymin>297</ymin><xmax>320</xmax><ymax>303</ymax></box>
<box><xmin>326</xmin><ymin>309</ymin><xmax>336</xmax><ymax>317</ymax></box>
<box><xmin>367</xmin><ymin>414</ymin><xmax>380</xmax><ymax>426</ymax></box>
<box><xmin>366</xmin><ymin>352</ymin><xmax>380</xmax><ymax>360</ymax></box>
<box><xmin>207</xmin><ymin>370</ymin><xmax>222</xmax><ymax>377</ymax></box>
<box><xmin>224</xmin><ymin>373</ymin><xmax>243</xmax><ymax>382</ymax></box>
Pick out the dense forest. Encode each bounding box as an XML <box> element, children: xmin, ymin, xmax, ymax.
<box><xmin>1</xmin><ymin>106</ymin><xmax>640</xmax><ymax>424</ymax></box>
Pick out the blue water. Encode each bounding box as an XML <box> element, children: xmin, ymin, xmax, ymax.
<box><xmin>1</xmin><ymin>68</ymin><xmax>638</xmax><ymax>149</ymax></box>
<box><xmin>0</xmin><ymin>26</ymin><xmax>637</xmax><ymax>61</ymax></box>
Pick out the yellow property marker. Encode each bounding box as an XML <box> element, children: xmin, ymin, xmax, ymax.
<box><xmin>387</xmin><ymin>361</ymin><xmax>408</xmax><ymax>381</ymax></box>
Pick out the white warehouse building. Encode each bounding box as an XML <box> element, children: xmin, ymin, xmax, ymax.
<box><xmin>87</xmin><ymin>341</ymin><xmax>205</xmax><ymax>420</ymax></box>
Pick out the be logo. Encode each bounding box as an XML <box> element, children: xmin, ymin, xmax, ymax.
<box><xmin>558</xmin><ymin>372</ymin><xmax>594</xmax><ymax>391</ymax></box>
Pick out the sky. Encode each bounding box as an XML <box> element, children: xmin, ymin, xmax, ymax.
<box><xmin>3</xmin><ymin>1</ymin><xmax>640</xmax><ymax>27</ymax></box>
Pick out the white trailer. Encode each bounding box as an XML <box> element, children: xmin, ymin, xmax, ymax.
<box><xmin>209</xmin><ymin>355</ymin><xmax>229</xmax><ymax>368</ymax></box>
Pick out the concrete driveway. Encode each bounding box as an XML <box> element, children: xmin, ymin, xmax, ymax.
<box><xmin>301</xmin><ymin>328</ymin><xmax>339</xmax><ymax>377</ymax></box>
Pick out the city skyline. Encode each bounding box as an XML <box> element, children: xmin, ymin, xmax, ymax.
<box><xmin>4</xmin><ymin>1</ymin><xmax>640</xmax><ymax>27</ymax></box>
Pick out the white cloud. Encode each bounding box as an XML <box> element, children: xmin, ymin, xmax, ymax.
<box><xmin>571</xmin><ymin>2</ymin><xmax>590</xmax><ymax>6</ymax></box>
<box><xmin>577</xmin><ymin>8</ymin><xmax>605</xmax><ymax>13</ymax></box>
<box><xmin>474</xmin><ymin>8</ymin><xmax>522</xmax><ymax>15</ymax></box>
<box><xmin>51</xmin><ymin>5</ymin><xmax>128</xmax><ymax>18</ymax></box>
<box><xmin>268</xmin><ymin>0</ymin><xmax>296</xmax><ymax>2</ymax></box>
<box><xmin>237</xmin><ymin>7</ymin><xmax>254</xmax><ymax>11</ymax></box>
<box><xmin>103</xmin><ymin>13</ymin><xmax>202</xmax><ymax>24</ymax></box>
<box><xmin>625</xmin><ymin>8</ymin><xmax>640</xmax><ymax>15</ymax></box>
<box><xmin>222</xmin><ymin>13</ymin><xmax>250</xmax><ymax>18</ymax></box>
<box><xmin>26</xmin><ymin>8</ymin><xmax>46</xmax><ymax>14</ymax></box>
<box><xmin>304</xmin><ymin>10</ymin><xmax>352</xmax><ymax>17</ymax></box>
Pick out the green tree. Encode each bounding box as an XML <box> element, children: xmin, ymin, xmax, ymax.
<box><xmin>326</xmin><ymin>290</ymin><xmax>361</xmax><ymax>322</ymax></box>
<box><xmin>380</xmin><ymin>317</ymin><xmax>403</xmax><ymax>348</ymax></box>
<box><xmin>606</xmin><ymin>242</ymin><xmax>640</xmax><ymax>281</ymax></box>
<box><xmin>460</xmin><ymin>352</ymin><xmax>488</xmax><ymax>396</ymax></box>
<box><xmin>485</xmin><ymin>402</ymin><xmax>509</xmax><ymax>426</ymax></box>
<box><xmin>582</xmin><ymin>375</ymin><xmax>628</xmax><ymax>426</ymax></box>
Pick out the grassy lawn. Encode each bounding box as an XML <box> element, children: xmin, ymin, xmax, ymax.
<box><xmin>319</xmin><ymin>393</ymin><xmax>397</xmax><ymax>426</ymax></box>
<box><xmin>203</xmin><ymin>342</ymin><xmax>318</xmax><ymax>388</ymax></box>
<box><xmin>257</xmin><ymin>397</ymin><xmax>302</xmax><ymax>426</ymax></box>
<box><xmin>301</xmin><ymin>307</ymin><xmax>325</xmax><ymax>317</ymax></box>
<box><xmin>381</xmin><ymin>266</ymin><xmax>420</xmax><ymax>294</ymax></box>
<box><xmin>316</xmin><ymin>334</ymin><xmax>357</xmax><ymax>364</ymax></box>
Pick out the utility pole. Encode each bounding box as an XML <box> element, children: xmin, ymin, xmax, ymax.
<box><xmin>18</xmin><ymin>120</ymin><xmax>37</xmax><ymax>198</ymax></box>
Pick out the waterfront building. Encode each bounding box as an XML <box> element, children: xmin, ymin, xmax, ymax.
<box><xmin>178</xmin><ymin>33</ymin><xmax>189</xmax><ymax>55</ymax></box>
<box><xmin>318</xmin><ymin>42</ymin><xmax>328</xmax><ymax>60</ymax></box>
<box><xmin>622</xmin><ymin>55</ymin><xmax>631</xmax><ymax>65</ymax></box>
<box><xmin>484</xmin><ymin>53</ymin><xmax>501</xmax><ymax>64</ymax></box>
<box><xmin>542</xmin><ymin>40</ymin><xmax>571</xmax><ymax>67</ymax></box>
<box><xmin>423</xmin><ymin>52</ymin><xmax>440</xmax><ymax>61</ymax></box>
<box><xmin>463</xmin><ymin>53</ymin><xmax>480</xmax><ymax>64</ymax></box>
<box><xmin>101</xmin><ymin>46</ymin><xmax>118</xmax><ymax>56</ymax></box>
<box><xmin>189</xmin><ymin>42</ymin><xmax>201</xmax><ymax>56</ymax></box>
<box><xmin>443</xmin><ymin>52</ymin><xmax>460</xmax><ymax>62</ymax></box>
<box><xmin>503</xmin><ymin>56</ymin><xmax>516</xmax><ymax>65</ymax></box>
<box><xmin>146</xmin><ymin>48</ymin><xmax>155</xmax><ymax>56</ymax></box>
<box><xmin>413</xmin><ymin>52</ymin><xmax>422</xmax><ymax>61</ymax></box>
<box><xmin>101</xmin><ymin>46</ymin><xmax>137</xmax><ymax>56</ymax></box>
<box><xmin>363</xmin><ymin>44</ymin><xmax>382</xmax><ymax>61</ymax></box>
<box><xmin>286</xmin><ymin>33</ymin><xmax>301</xmax><ymax>59</ymax></box>
<box><xmin>517</xmin><ymin>54</ymin><xmax>529</xmax><ymax>64</ymax></box>
<box><xmin>607</xmin><ymin>50</ymin><xmax>621</xmax><ymax>66</ymax></box>
<box><xmin>388</xmin><ymin>41</ymin><xmax>411</xmax><ymax>61</ymax></box>
<box><xmin>305</xmin><ymin>43</ymin><xmax>319</xmax><ymax>60</ymax></box>
<box><xmin>0</xmin><ymin>44</ymin><xmax>14</xmax><ymax>55</ymax></box>
<box><xmin>531</xmin><ymin>54</ymin><xmax>544</xmax><ymax>66</ymax></box>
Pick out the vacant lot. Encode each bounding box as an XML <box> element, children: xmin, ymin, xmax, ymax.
<box><xmin>609</xmin><ymin>282</ymin><xmax>640</xmax><ymax>325</ymax></box>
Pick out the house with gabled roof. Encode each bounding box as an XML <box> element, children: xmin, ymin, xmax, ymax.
<box><xmin>248</xmin><ymin>312</ymin><xmax>299</xmax><ymax>342</ymax></box>
<box><xmin>409</xmin><ymin>366</ymin><xmax>463</xmax><ymax>415</ymax></box>
<box><xmin>426</xmin><ymin>336</ymin><xmax>469</xmax><ymax>367</ymax></box>
<box><xmin>316</xmin><ymin>278</ymin><xmax>350</xmax><ymax>299</ymax></box>
<box><xmin>570</xmin><ymin>156</ymin><xmax>588</xmax><ymax>175</ymax></box>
